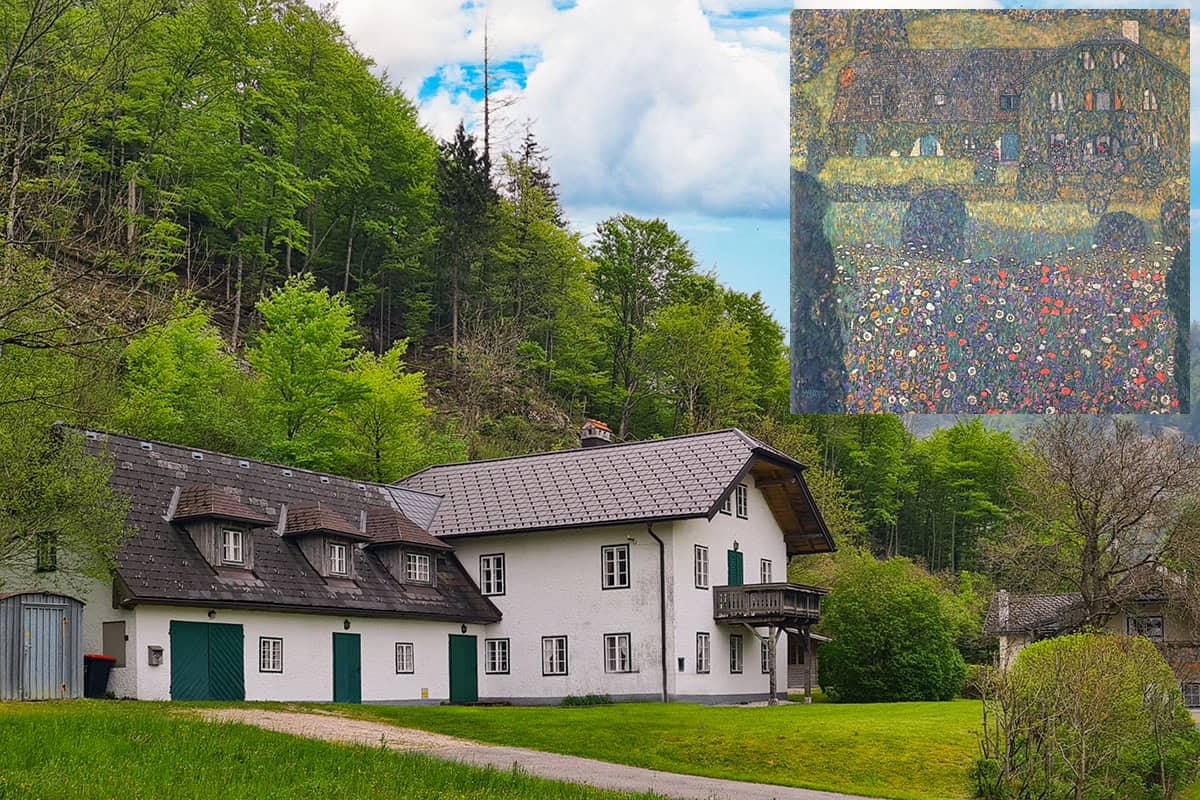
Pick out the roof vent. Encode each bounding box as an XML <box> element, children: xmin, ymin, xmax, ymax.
<box><xmin>320</xmin><ymin>476</ymin><xmax>330</xmax><ymax>484</ymax></box>
<box><xmin>580</xmin><ymin>419</ymin><xmax>613</xmax><ymax>448</ymax></box>
<box><xmin>238</xmin><ymin>460</ymin><xmax>250</xmax><ymax>469</ymax></box>
<box><xmin>282</xmin><ymin>468</ymin><xmax>293</xmax><ymax>478</ymax></box>
<box><xmin>85</xmin><ymin>431</ymin><xmax>100</xmax><ymax>441</ymax></box>
<box><xmin>191</xmin><ymin>452</ymin><xmax>203</xmax><ymax>461</ymax></box>
<box><xmin>140</xmin><ymin>442</ymin><xmax>153</xmax><ymax>451</ymax></box>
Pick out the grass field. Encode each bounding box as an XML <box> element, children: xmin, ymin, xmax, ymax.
<box><xmin>0</xmin><ymin>701</ymin><xmax>657</xmax><ymax>800</ymax></box>
<box><xmin>336</xmin><ymin>699</ymin><xmax>984</xmax><ymax>800</ymax></box>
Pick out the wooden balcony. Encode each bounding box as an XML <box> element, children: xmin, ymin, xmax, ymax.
<box><xmin>712</xmin><ymin>582</ymin><xmax>827</xmax><ymax>626</ymax></box>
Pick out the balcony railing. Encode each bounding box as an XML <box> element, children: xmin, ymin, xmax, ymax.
<box><xmin>712</xmin><ymin>582</ymin><xmax>827</xmax><ymax>625</ymax></box>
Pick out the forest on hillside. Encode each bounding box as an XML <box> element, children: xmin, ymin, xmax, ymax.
<box><xmin>3</xmin><ymin>0</ymin><xmax>1199</xmax><ymax>645</ymax></box>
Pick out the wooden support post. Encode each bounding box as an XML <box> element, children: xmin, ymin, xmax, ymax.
<box><xmin>803</xmin><ymin>625</ymin><xmax>813</xmax><ymax>704</ymax></box>
<box><xmin>767</xmin><ymin>624</ymin><xmax>778</xmax><ymax>706</ymax></box>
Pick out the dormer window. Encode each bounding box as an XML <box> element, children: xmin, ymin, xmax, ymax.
<box><xmin>933</xmin><ymin>92</ymin><xmax>946</xmax><ymax>106</ymax></box>
<box><xmin>868</xmin><ymin>92</ymin><xmax>882</xmax><ymax>107</ymax></box>
<box><xmin>222</xmin><ymin>529</ymin><xmax>244</xmax><ymax>564</ymax></box>
<box><xmin>719</xmin><ymin>494</ymin><xmax>732</xmax><ymax>515</ymax></box>
<box><xmin>406</xmin><ymin>552</ymin><xmax>431</xmax><ymax>583</ymax></box>
<box><xmin>999</xmin><ymin>94</ymin><xmax>1019</xmax><ymax>111</ymax></box>
<box><xmin>329</xmin><ymin>542</ymin><xmax>347</xmax><ymax>575</ymax></box>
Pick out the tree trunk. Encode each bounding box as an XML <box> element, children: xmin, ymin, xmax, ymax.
<box><xmin>231</xmin><ymin>226</ymin><xmax>244</xmax><ymax>350</ymax></box>
<box><xmin>342</xmin><ymin>205</ymin><xmax>357</xmax><ymax>294</ymax></box>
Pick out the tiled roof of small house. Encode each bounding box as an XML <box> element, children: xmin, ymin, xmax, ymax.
<box><xmin>984</xmin><ymin>592</ymin><xmax>1084</xmax><ymax>636</ymax></box>
<box><xmin>283</xmin><ymin>501</ymin><xmax>368</xmax><ymax>541</ymax></box>
<box><xmin>397</xmin><ymin>428</ymin><xmax>836</xmax><ymax>556</ymax></box>
<box><xmin>172</xmin><ymin>484</ymin><xmax>273</xmax><ymax>525</ymax></box>
<box><xmin>81</xmin><ymin>429</ymin><xmax>499</xmax><ymax>623</ymax></box>
<box><xmin>365</xmin><ymin>508</ymin><xmax>453</xmax><ymax>551</ymax></box>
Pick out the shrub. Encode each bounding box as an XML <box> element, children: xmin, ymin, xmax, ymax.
<box><xmin>1094</xmin><ymin>210</ymin><xmax>1147</xmax><ymax>251</ymax></box>
<box><xmin>973</xmin><ymin>149</ymin><xmax>997</xmax><ymax>185</ymax></box>
<box><xmin>1161</xmin><ymin>199</ymin><xmax>1188</xmax><ymax>248</ymax></box>
<box><xmin>900</xmin><ymin>188</ymin><xmax>967</xmax><ymax>259</ymax></box>
<box><xmin>818</xmin><ymin>557</ymin><xmax>966</xmax><ymax>702</ymax></box>
<box><xmin>1016</xmin><ymin>161</ymin><xmax>1056</xmax><ymax>202</ymax></box>
<box><xmin>974</xmin><ymin>633</ymin><xmax>1200</xmax><ymax>800</ymax></box>
<box><xmin>561</xmin><ymin>694</ymin><xmax>612</xmax><ymax>707</ymax></box>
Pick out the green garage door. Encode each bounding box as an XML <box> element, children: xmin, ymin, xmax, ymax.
<box><xmin>332</xmin><ymin>633</ymin><xmax>361</xmax><ymax>704</ymax></box>
<box><xmin>169</xmin><ymin>621</ymin><xmax>245</xmax><ymax>701</ymax></box>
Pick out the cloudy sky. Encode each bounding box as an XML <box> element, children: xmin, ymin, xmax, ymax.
<box><xmin>320</xmin><ymin>0</ymin><xmax>1197</xmax><ymax>323</ymax></box>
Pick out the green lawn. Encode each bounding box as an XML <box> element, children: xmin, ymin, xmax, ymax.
<box><xmin>0</xmin><ymin>701</ymin><xmax>658</xmax><ymax>800</ymax></box>
<box><xmin>335</xmin><ymin>699</ymin><xmax>984</xmax><ymax>800</ymax></box>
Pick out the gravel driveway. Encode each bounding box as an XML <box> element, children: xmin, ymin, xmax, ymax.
<box><xmin>198</xmin><ymin>708</ymin><xmax>882</xmax><ymax>800</ymax></box>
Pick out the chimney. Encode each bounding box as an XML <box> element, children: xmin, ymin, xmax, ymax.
<box><xmin>1121</xmin><ymin>20</ymin><xmax>1139</xmax><ymax>45</ymax></box>
<box><xmin>997</xmin><ymin>589</ymin><xmax>1010</xmax><ymax>630</ymax></box>
<box><xmin>579</xmin><ymin>418</ymin><xmax>613</xmax><ymax>448</ymax></box>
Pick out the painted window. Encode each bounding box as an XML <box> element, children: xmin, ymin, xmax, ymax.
<box><xmin>696</xmin><ymin>632</ymin><xmax>711</xmax><ymax>674</ymax></box>
<box><xmin>222</xmin><ymin>529</ymin><xmax>244</xmax><ymax>564</ymax></box>
<box><xmin>1049</xmin><ymin>132</ymin><xmax>1067</xmax><ymax>150</ymax></box>
<box><xmin>933</xmin><ymin>92</ymin><xmax>946</xmax><ymax>106</ymax></box>
<box><xmin>34</xmin><ymin>531</ymin><xmax>57</xmax><ymax>573</ymax></box>
<box><xmin>480</xmin><ymin>553</ymin><xmax>505</xmax><ymax>595</ymax></box>
<box><xmin>1083</xmin><ymin>90</ymin><xmax>1094</xmax><ymax>111</ymax></box>
<box><xmin>694</xmin><ymin>545</ymin><xmax>709</xmax><ymax>589</ymax></box>
<box><xmin>760</xmin><ymin>640</ymin><xmax>771</xmax><ymax>673</ymax></box>
<box><xmin>852</xmin><ymin>132</ymin><xmax>869</xmax><ymax>158</ymax></box>
<box><xmin>1081</xmin><ymin>50</ymin><xmax>1094</xmax><ymax>70</ymax></box>
<box><xmin>1095</xmin><ymin>90</ymin><xmax>1111</xmax><ymax>111</ymax></box>
<box><xmin>735</xmin><ymin>484</ymin><xmax>748</xmax><ymax>519</ymax></box>
<box><xmin>328</xmin><ymin>542</ymin><xmax>347</xmax><ymax>575</ymax></box>
<box><xmin>259</xmin><ymin>637</ymin><xmax>283</xmax><ymax>673</ymax></box>
<box><xmin>601</xmin><ymin>544</ymin><xmax>630</xmax><ymax>589</ymax></box>
<box><xmin>395</xmin><ymin>642</ymin><xmax>415</xmax><ymax>674</ymax></box>
<box><xmin>406</xmin><ymin>552</ymin><xmax>431</xmax><ymax>583</ymax></box>
<box><xmin>1049</xmin><ymin>91</ymin><xmax>1065</xmax><ymax>111</ymax></box>
<box><xmin>604</xmin><ymin>633</ymin><xmax>632</xmax><ymax>673</ymax></box>
<box><xmin>542</xmin><ymin>636</ymin><xmax>568</xmax><ymax>676</ymax></box>
<box><xmin>962</xmin><ymin>136</ymin><xmax>976</xmax><ymax>152</ymax></box>
<box><xmin>1143</xmin><ymin>88</ymin><xmax>1158</xmax><ymax>111</ymax></box>
<box><xmin>999</xmin><ymin>94</ymin><xmax>1019</xmax><ymax>111</ymax></box>
<box><xmin>868</xmin><ymin>92</ymin><xmax>882</xmax><ymax>107</ymax></box>
<box><xmin>729</xmin><ymin>634</ymin><xmax>743</xmax><ymax>674</ymax></box>
<box><xmin>1111</xmin><ymin>49</ymin><xmax>1126</xmax><ymax>69</ymax></box>
<box><xmin>1094</xmin><ymin>134</ymin><xmax>1119</xmax><ymax>157</ymax></box>
<box><xmin>485</xmin><ymin>638</ymin><xmax>509</xmax><ymax>674</ymax></box>
<box><xmin>1126</xmin><ymin>616</ymin><xmax>1164</xmax><ymax>642</ymax></box>
<box><xmin>1149</xmin><ymin>131</ymin><xmax>1161</xmax><ymax>150</ymax></box>
<box><xmin>760</xmin><ymin>559</ymin><xmax>773</xmax><ymax>584</ymax></box>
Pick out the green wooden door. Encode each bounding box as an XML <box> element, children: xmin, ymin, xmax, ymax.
<box><xmin>448</xmin><ymin>635</ymin><xmax>478</xmax><ymax>704</ymax></box>
<box><xmin>169</xmin><ymin>621</ymin><xmax>244</xmax><ymax>702</ymax></box>
<box><xmin>332</xmin><ymin>633</ymin><xmax>361</xmax><ymax>704</ymax></box>
<box><xmin>727</xmin><ymin>550</ymin><xmax>744</xmax><ymax>586</ymax></box>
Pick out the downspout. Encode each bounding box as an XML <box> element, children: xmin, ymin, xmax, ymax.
<box><xmin>647</xmin><ymin>523</ymin><xmax>668</xmax><ymax>703</ymax></box>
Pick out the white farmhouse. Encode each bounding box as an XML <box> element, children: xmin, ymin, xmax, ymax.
<box><xmin>1</xmin><ymin>423</ymin><xmax>835</xmax><ymax>705</ymax></box>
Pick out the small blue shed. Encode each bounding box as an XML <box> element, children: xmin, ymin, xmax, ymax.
<box><xmin>0</xmin><ymin>592</ymin><xmax>84</xmax><ymax>700</ymax></box>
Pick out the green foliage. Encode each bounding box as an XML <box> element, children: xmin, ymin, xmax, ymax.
<box><xmin>818</xmin><ymin>553</ymin><xmax>967</xmax><ymax>702</ymax></box>
<box><xmin>976</xmin><ymin>633</ymin><xmax>1200</xmax><ymax>800</ymax></box>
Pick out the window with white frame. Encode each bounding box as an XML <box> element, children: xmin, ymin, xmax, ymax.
<box><xmin>259</xmin><ymin>637</ymin><xmax>282</xmax><ymax>673</ymax></box>
<box><xmin>406</xmin><ymin>552</ymin><xmax>431</xmax><ymax>583</ymax></box>
<box><xmin>735</xmin><ymin>484</ymin><xmax>748</xmax><ymax>519</ymax></box>
<box><xmin>1111</xmin><ymin>49</ymin><xmax>1126</xmax><ymax>69</ymax></box>
<box><xmin>328</xmin><ymin>542</ymin><xmax>347</xmax><ymax>575</ymax></box>
<box><xmin>933</xmin><ymin>92</ymin><xmax>946</xmax><ymax>106</ymax></box>
<box><xmin>694</xmin><ymin>545</ymin><xmax>709</xmax><ymax>589</ymax></box>
<box><xmin>1049</xmin><ymin>90</ymin><xmax>1064</xmax><ymax>111</ymax></box>
<box><xmin>696</xmin><ymin>632</ymin><xmax>711</xmax><ymax>674</ymax></box>
<box><xmin>1081</xmin><ymin>49</ymin><xmax>1094</xmax><ymax>70</ymax></box>
<box><xmin>719</xmin><ymin>493</ymin><xmax>732</xmax><ymax>515</ymax></box>
<box><xmin>222</xmin><ymin>529</ymin><xmax>244</xmax><ymax>564</ymax></box>
<box><xmin>395</xmin><ymin>642</ymin><xmax>415</xmax><ymax>673</ymax></box>
<box><xmin>761</xmin><ymin>639</ymin><xmax>773</xmax><ymax>673</ymax></box>
<box><xmin>542</xmin><ymin>636</ymin><xmax>568</xmax><ymax>675</ymax></box>
<box><xmin>1184</xmin><ymin>683</ymin><xmax>1200</xmax><ymax>708</ymax></box>
<box><xmin>601</xmin><ymin>545</ymin><xmax>630</xmax><ymax>589</ymax></box>
<box><xmin>868</xmin><ymin>92</ymin><xmax>882</xmax><ymax>107</ymax></box>
<box><xmin>729</xmin><ymin>634</ymin><xmax>743</xmax><ymax>674</ymax></box>
<box><xmin>760</xmin><ymin>559</ymin><xmax>772</xmax><ymax>584</ymax></box>
<box><xmin>480</xmin><ymin>553</ymin><xmax>505</xmax><ymax>595</ymax></box>
<box><xmin>485</xmin><ymin>638</ymin><xmax>509</xmax><ymax>674</ymax></box>
<box><xmin>604</xmin><ymin>633</ymin><xmax>632</xmax><ymax>673</ymax></box>
<box><xmin>1143</xmin><ymin>88</ymin><xmax>1158</xmax><ymax>111</ymax></box>
<box><xmin>1126</xmin><ymin>616</ymin><xmax>1164</xmax><ymax>642</ymax></box>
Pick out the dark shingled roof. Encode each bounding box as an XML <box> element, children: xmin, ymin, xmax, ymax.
<box><xmin>397</xmin><ymin>428</ymin><xmax>836</xmax><ymax>556</ymax></box>
<box><xmin>284</xmin><ymin>501</ymin><xmax>368</xmax><ymax>541</ymax></box>
<box><xmin>173</xmin><ymin>484</ymin><xmax>272</xmax><ymax>525</ymax></box>
<box><xmin>82</xmin><ymin>430</ymin><xmax>499</xmax><ymax>623</ymax></box>
<box><xmin>984</xmin><ymin>592</ymin><xmax>1084</xmax><ymax>636</ymax></box>
<box><xmin>366</xmin><ymin>508</ymin><xmax>453</xmax><ymax>551</ymax></box>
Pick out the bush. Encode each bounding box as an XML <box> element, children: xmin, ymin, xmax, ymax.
<box><xmin>1094</xmin><ymin>210</ymin><xmax>1147</xmax><ymax>251</ymax></box>
<box><xmin>900</xmin><ymin>188</ymin><xmax>967</xmax><ymax>259</ymax></box>
<box><xmin>561</xmin><ymin>694</ymin><xmax>612</xmax><ymax>707</ymax></box>
<box><xmin>818</xmin><ymin>557</ymin><xmax>966</xmax><ymax>702</ymax></box>
<box><xmin>1161</xmin><ymin>199</ymin><xmax>1188</xmax><ymax>248</ymax></box>
<box><xmin>973</xmin><ymin>150</ymin><xmax>997</xmax><ymax>185</ymax></box>
<box><xmin>975</xmin><ymin>633</ymin><xmax>1200</xmax><ymax>800</ymax></box>
<box><xmin>1016</xmin><ymin>161</ymin><xmax>1056</xmax><ymax>201</ymax></box>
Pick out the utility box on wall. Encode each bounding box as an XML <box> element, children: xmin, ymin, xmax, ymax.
<box><xmin>147</xmin><ymin>646</ymin><xmax>163</xmax><ymax>667</ymax></box>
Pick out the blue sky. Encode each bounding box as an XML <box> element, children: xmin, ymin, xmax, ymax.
<box><xmin>325</xmin><ymin>1</ymin><xmax>1195</xmax><ymax>325</ymax></box>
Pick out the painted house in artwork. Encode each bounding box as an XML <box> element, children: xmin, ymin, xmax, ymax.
<box><xmin>830</xmin><ymin>22</ymin><xmax>1188</xmax><ymax>171</ymax></box>
<box><xmin>0</xmin><ymin>424</ymin><xmax>834</xmax><ymax>705</ymax></box>
<box><xmin>983</xmin><ymin>589</ymin><xmax>1200</xmax><ymax>708</ymax></box>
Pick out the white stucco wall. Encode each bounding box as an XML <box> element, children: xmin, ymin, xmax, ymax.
<box><xmin>129</xmin><ymin>605</ymin><xmax>463</xmax><ymax>703</ymax></box>
<box><xmin>452</xmin><ymin>524</ymin><xmax>672</xmax><ymax>702</ymax></box>
<box><xmin>670</xmin><ymin>476</ymin><xmax>788</xmax><ymax>701</ymax></box>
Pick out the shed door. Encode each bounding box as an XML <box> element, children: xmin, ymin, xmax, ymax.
<box><xmin>919</xmin><ymin>135</ymin><xmax>938</xmax><ymax>157</ymax></box>
<box><xmin>332</xmin><ymin>633</ymin><xmax>361</xmax><ymax>704</ymax></box>
<box><xmin>169</xmin><ymin>621</ymin><xmax>245</xmax><ymax>702</ymax></box>
<box><xmin>727</xmin><ymin>550</ymin><xmax>744</xmax><ymax>586</ymax></box>
<box><xmin>448</xmin><ymin>635</ymin><xmax>478</xmax><ymax>704</ymax></box>
<box><xmin>1000</xmin><ymin>133</ymin><xmax>1018</xmax><ymax>163</ymax></box>
<box><xmin>21</xmin><ymin>605</ymin><xmax>67</xmax><ymax>700</ymax></box>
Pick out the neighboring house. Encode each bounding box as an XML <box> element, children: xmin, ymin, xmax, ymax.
<box><xmin>829</xmin><ymin>21</ymin><xmax>1188</xmax><ymax>172</ymax></box>
<box><xmin>1</xmin><ymin>423</ymin><xmax>834</xmax><ymax>705</ymax></box>
<box><xmin>983</xmin><ymin>589</ymin><xmax>1200</xmax><ymax>708</ymax></box>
